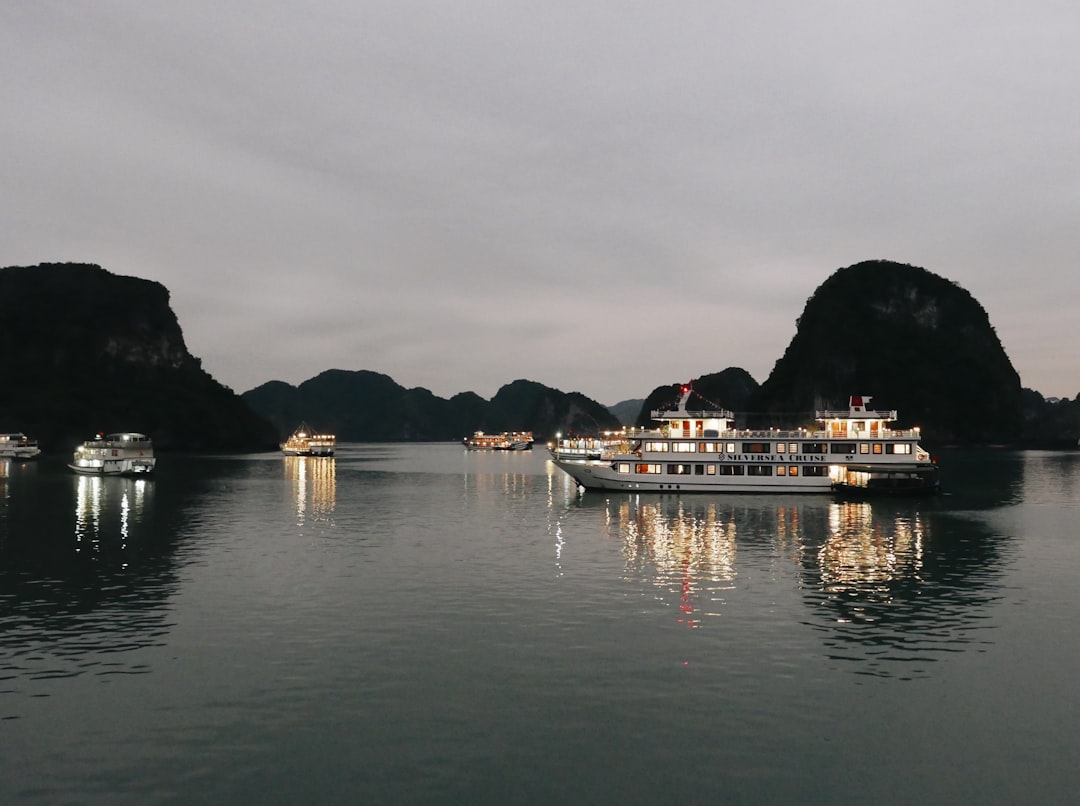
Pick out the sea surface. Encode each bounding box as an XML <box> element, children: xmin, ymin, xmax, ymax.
<box><xmin>1</xmin><ymin>445</ymin><xmax>1078</xmax><ymax>805</ymax></box>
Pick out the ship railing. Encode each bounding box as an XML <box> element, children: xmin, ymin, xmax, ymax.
<box><xmin>651</xmin><ymin>408</ymin><xmax>736</xmax><ymax>419</ymax></box>
<box><xmin>618</xmin><ymin>427</ymin><xmax>925</xmax><ymax>441</ymax></box>
<box><xmin>816</xmin><ymin>409</ymin><xmax>899</xmax><ymax>421</ymax></box>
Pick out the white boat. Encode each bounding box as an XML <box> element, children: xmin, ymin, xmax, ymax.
<box><xmin>281</xmin><ymin>422</ymin><xmax>336</xmax><ymax>456</ymax></box>
<box><xmin>548</xmin><ymin>432</ymin><xmax>625</xmax><ymax>460</ymax></box>
<box><xmin>0</xmin><ymin>432</ymin><xmax>41</xmax><ymax>460</ymax></box>
<box><xmin>68</xmin><ymin>432</ymin><xmax>156</xmax><ymax>476</ymax></box>
<box><xmin>463</xmin><ymin>431</ymin><xmax>533</xmax><ymax>450</ymax></box>
<box><xmin>551</xmin><ymin>384</ymin><xmax>939</xmax><ymax>495</ymax></box>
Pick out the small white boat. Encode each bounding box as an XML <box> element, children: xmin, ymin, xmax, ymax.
<box><xmin>281</xmin><ymin>422</ymin><xmax>336</xmax><ymax>456</ymax></box>
<box><xmin>68</xmin><ymin>432</ymin><xmax>156</xmax><ymax>476</ymax></box>
<box><xmin>0</xmin><ymin>432</ymin><xmax>41</xmax><ymax>460</ymax></box>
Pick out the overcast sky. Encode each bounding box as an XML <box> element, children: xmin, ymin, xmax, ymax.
<box><xmin>3</xmin><ymin>2</ymin><xmax>1078</xmax><ymax>404</ymax></box>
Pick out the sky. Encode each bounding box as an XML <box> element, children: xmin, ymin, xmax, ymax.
<box><xmin>3</xmin><ymin>2</ymin><xmax>1078</xmax><ymax>405</ymax></box>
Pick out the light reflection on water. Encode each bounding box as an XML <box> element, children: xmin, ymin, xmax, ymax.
<box><xmin>614</xmin><ymin>497</ymin><xmax>738</xmax><ymax>629</ymax></box>
<box><xmin>283</xmin><ymin>455</ymin><xmax>337</xmax><ymax>527</ymax></box>
<box><xmin>1</xmin><ymin>471</ymin><xmax>172</xmax><ymax>699</ymax></box>
<box><xmin>592</xmin><ymin>491</ymin><xmax>1004</xmax><ymax>678</ymax></box>
<box><xmin>1</xmin><ymin>445</ymin><xmax>1078</xmax><ymax>804</ymax></box>
<box><xmin>74</xmin><ymin>475</ymin><xmax>152</xmax><ymax>563</ymax></box>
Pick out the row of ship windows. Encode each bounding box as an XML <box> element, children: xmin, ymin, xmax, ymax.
<box><xmin>620</xmin><ymin>463</ymin><xmax>831</xmax><ymax>477</ymax></box>
<box><xmin>644</xmin><ymin>441</ymin><xmax>912</xmax><ymax>455</ymax></box>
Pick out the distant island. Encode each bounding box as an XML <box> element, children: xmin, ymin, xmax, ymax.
<box><xmin>2</xmin><ymin>260</ymin><xmax>1077</xmax><ymax>451</ymax></box>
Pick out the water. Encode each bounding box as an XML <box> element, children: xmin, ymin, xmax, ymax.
<box><xmin>2</xmin><ymin>446</ymin><xmax>1078</xmax><ymax>804</ymax></box>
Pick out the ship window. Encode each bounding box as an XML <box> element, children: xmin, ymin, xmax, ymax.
<box><xmin>726</xmin><ymin>443</ymin><xmax>736</xmax><ymax>453</ymax></box>
<box><xmin>830</xmin><ymin>443</ymin><xmax>856</xmax><ymax>454</ymax></box>
<box><xmin>695</xmin><ymin>464</ymin><xmax>705</xmax><ymax>475</ymax></box>
<box><xmin>742</xmin><ymin>442</ymin><xmax>771</xmax><ymax>453</ymax></box>
<box><xmin>859</xmin><ymin>443</ymin><xmax>870</xmax><ymax>454</ymax></box>
<box><xmin>673</xmin><ymin>442</ymin><xmax>696</xmax><ymax>453</ymax></box>
<box><xmin>644</xmin><ymin>441</ymin><xmax>669</xmax><ymax>452</ymax></box>
<box><xmin>873</xmin><ymin>443</ymin><xmax>883</xmax><ymax>454</ymax></box>
<box><xmin>617</xmin><ymin>463</ymin><xmax>631</xmax><ymax>473</ymax></box>
<box><xmin>706</xmin><ymin>464</ymin><xmax>716</xmax><ymax>475</ymax></box>
<box><xmin>747</xmin><ymin>465</ymin><xmax>773</xmax><ymax>476</ymax></box>
<box><xmin>636</xmin><ymin>463</ymin><xmax>661</xmax><ymax>474</ymax></box>
<box><xmin>889</xmin><ymin>443</ymin><xmax>912</xmax><ymax>454</ymax></box>
<box><xmin>718</xmin><ymin>464</ymin><xmax>744</xmax><ymax>476</ymax></box>
<box><xmin>777</xmin><ymin>465</ymin><xmax>786</xmax><ymax>475</ymax></box>
<box><xmin>789</xmin><ymin>466</ymin><xmax>799</xmax><ymax>476</ymax></box>
<box><xmin>804</xmin><ymin>465</ymin><xmax>828</xmax><ymax>477</ymax></box>
<box><xmin>802</xmin><ymin>442</ymin><xmax>826</xmax><ymax>453</ymax></box>
<box><xmin>777</xmin><ymin>443</ymin><xmax>785</xmax><ymax>453</ymax></box>
<box><xmin>667</xmin><ymin>463</ymin><xmax>693</xmax><ymax>474</ymax></box>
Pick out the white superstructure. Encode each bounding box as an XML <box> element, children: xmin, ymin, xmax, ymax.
<box><xmin>551</xmin><ymin>385</ymin><xmax>938</xmax><ymax>495</ymax></box>
<box><xmin>69</xmin><ymin>432</ymin><xmax>156</xmax><ymax>476</ymax></box>
<box><xmin>281</xmin><ymin>422</ymin><xmax>336</xmax><ymax>456</ymax></box>
<box><xmin>0</xmin><ymin>433</ymin><xmax>41</xmax><ymax>460</ymax></box>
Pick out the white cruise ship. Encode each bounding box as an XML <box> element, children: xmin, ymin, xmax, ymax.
<box><xmin>0</xmin><ymin>433</ymin><xmax>41</xmax><ymax>460</ymax></box>
<box><xmin>69</xmin><ymin>432</ymin><xmax>156</xmax><ymax>476</ymax></box>
<box><xmin>550</xmin><ymin>384</ymin><xmax>939</xmax><ymax>495</ymax></box>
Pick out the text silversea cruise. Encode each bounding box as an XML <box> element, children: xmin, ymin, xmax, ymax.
<box><xmin>550</xmin><ymin>384</ymin><xmax>939</xmax><ymax>495</ymax></box>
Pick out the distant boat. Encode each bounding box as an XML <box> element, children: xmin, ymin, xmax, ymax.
<box><xmin>68</xmin><ymin>433</ymin><xmax>156</xmax><ymax>476</ymax></box>
<box><xmin>0</xmin><ymin>432</ymin><xmax>41</xmax><ymax>460</ymax></box>
<box><xmin>463</xmin><ymin>431</ymin><xmax>533</xmax><ymax>451</ymax></box>
<box><xmin>281</xmin><ymin>422</ymin><xmax>336</xmax><ymax>456</ymax></box>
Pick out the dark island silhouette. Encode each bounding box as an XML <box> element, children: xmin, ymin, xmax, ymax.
<box><xmin>2</xmin><ymin>260</ymin><xmax>1077</xmax><ymax>450</ymax></box>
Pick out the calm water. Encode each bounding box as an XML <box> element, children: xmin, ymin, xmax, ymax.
<box><xmin>1</xmin><ymin>446</ymin><xmax>1078</xmax><ymax>804</ymax></box>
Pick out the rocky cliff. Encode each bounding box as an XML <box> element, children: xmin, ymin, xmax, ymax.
<box><xmin>747</xmin><ymin>260</ymin><xmax>1024</xmax><ymax>444</ymax></box>
<box><xmin>0</xmin><ymin>262</ymin><xmax>276</xmax><ymax>451</ymax></box>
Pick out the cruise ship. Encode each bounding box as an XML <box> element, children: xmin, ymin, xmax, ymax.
<box><xmin>463</xmin><ymin>431</ymin><xmax>533</xmax><ymax>450</ymax></box>
<box><xmin>550</xmin><ymin>384</ymin><xmax>939</xmax><ymax>495</ymax></box>
<box><xmin>281</xmin><ymin>423</ymin><xmax>336</xmax><ymax>456</ymax></box>
<box><xmin>68</xmin><ymin>432</ymin><xmax>156</xmax><ymax>475</ymax></box>
<box><xmin>0</xmin><ymin>433</ymin><xmax>41</xmax><ymax>460</ymax></box>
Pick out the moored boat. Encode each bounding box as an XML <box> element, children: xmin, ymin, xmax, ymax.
<box><xmin>830</xmin><ymin>464</ymin><xmax>941</xmax><ymax>497</ymax></box>
<box><xmin>0</xmin><ymin>432</ymin><xmax>41</xmax><ymax>460</ymax></box>
<box><xmin>281</xmin><ymin>422</ymin><xmax>336</xmax><ymax>456</ymax></box>
<box><xmin>551</xmin><ymin>384</ymin><xmax>939</xmax><ymax>495</ymax></box>
<box><xmin>463</xmin><ymin>431</ymin><xmax>533</xmax><ymax>450</ymax></box>
<box><xmin>68</xmin><ymin>432</ymin><xmax>156</xmax><ymax>476</ymax></box>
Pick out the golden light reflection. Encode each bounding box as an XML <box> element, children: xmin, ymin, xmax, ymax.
<box><xmin>819</xmin><ymin>501</ymin><xmax>925</xmax><ymax>603</ymax></box>
<box><xmin>284</xmin><ymin>455</ymin><xmax>336</xmax><ymax>527</ymax></box>
<box><xmin>471</xmin><ymin>469</ymin><xmax>532</xmax><ymax>497</ymax></box>
<box><xmin>611</xmin><ymin>498</ymin><xmax>738</xmax><ymax>628</ymax></box>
